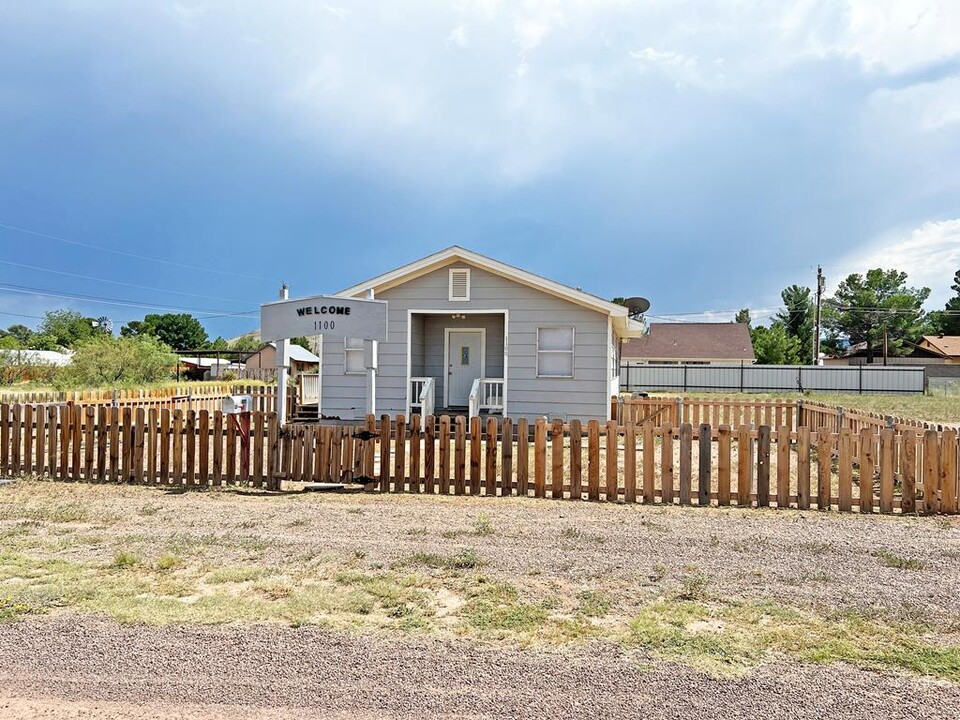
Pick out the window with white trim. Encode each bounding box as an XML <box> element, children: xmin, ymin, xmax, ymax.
<box><xmin>537</xmin><ymin>326</ymin><xmax>574</xmax><ymax>378</ymax></box>
<box><xmin>449</xmin><ymin>268</ymin><xmax>470</xmax><ymax>301</ymax></box>
<box><xmin>344</xmin><ymin>337</ymin><xmax>364</xmax><ymax>374</ymax></box>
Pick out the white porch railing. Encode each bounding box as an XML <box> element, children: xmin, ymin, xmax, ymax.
<box><xmin>410</xmin><ymin>377</ymin><xmax>435</xmax><ymax>417</ymax></box>
<box><xmin>468</xmin><ymin>378</ymin><xmax>505</xmax><ymax>418</ymax></box>
<box><xmin>299</xmin><ymin>373</ymin><xmax>320</xmax><ymax>404</ymax></box>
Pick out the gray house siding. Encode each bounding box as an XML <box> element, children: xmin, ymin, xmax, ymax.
<box><xmin>320</xmin><ymin>261</ymin><xmax>613</xmax><ymax>421</ymax></box>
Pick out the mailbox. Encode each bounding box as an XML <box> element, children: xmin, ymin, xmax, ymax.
<box><xmin>222</xmin><ymin>395</ymin><xmax>253</xmax><ymax>414</ymax></box>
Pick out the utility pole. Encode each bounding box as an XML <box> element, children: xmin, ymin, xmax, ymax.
<box><xmin>276</xmin><ymin>283</ymin><xmax>290</xmax><ymax>424</ymax></box>
<box><xmin>812</xmin><ymin>265</ymin><xmax>824</xmax><ymax>366</ymax></box>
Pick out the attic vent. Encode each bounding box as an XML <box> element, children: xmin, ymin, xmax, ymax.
<box><xmin>449</xmin><ymin>268</ymin><xmax>470</xmax><ymax>301</ymax></box>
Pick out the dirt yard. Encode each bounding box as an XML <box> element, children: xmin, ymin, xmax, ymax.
<box><xmin>1</xmin><ymin>479</ymin><xmax>959</xmax><ymax>719</ymax></box>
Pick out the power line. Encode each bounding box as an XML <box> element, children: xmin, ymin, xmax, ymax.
<box><xmin>0</xmin><ymin>258</ymin><xmax>251</xmax><ymax>306</ymax></box>
<box><xmin>0</xmin><ymin>281</ymin><xmax>257</xmax><ymax>318</ymax></box>
<box><xmin>0</xmin><ymin>221</ymin><xmax>266</xmax><ymax>280</ymax></box>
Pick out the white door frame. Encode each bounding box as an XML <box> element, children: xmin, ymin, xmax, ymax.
<box><xmin>405</xmin><ymin>309</ymin><xmax>508</xmax><ymax>416</ymax></box>
<box><xmin>443</xmin><ymin>328</ymin><xmax>486</xmax><ymax>407</ymax></box>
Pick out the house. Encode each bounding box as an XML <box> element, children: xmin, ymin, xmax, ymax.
<box><xmin>621</xmin><ymin>323</ymin><xmax>755</xmax><ymax>365</ymax></box>
<box><xmin>178</xmin><ymin>356</ymin><xmax>245</xmax><ymax>380</ymax></box>
<box><xmin>246</xmin><ymin>342</ymin><xmax>320</xmax><ymax>377</ymax></box>
<box><xmin>315</xmin><ymin>246</ymin><xmax>644</xmax><ymax>422</ymax></box>
<box><xmin>916</xmin><ymin>335</ymin><xmax>960</xmax><ymax>363</ymax></box>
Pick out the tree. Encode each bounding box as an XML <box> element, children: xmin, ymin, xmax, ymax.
<box><xmin>230</xmin><ymin>334</ymin><xmax>262</xmax><ymax>352</ymax></box>
<box><xmin>208</xmin><ymin>336</ymin><xmax>230</xmax><ymax>351</ymax></box>
<box><xmin>750</xmin><ymin>322</ymin><xmax>803</xmax><ymax>365</ymax></box>
<box><xmin>0</xmin><ymin>336</ymin><xmax>20</xmax><ymax>350</ymax></box>
<box><xmin>734</xmin><ymin>308</ymin><xmax>751</xmax><ymax>326</ymax></box>
<box><xmin>121</xmin><ymin>313</ymin><xmax>208</xmax><ymax>351</ymax></box>
<box><xmin>4</xmin><ymin>324</ymin><xmax>33</xmax><ymax>346</ymax></box>
<box><xmin>38</xmin><ymin>310</ymin><xmax>95</xmax><ymax>349</ymax></box>
<box><xmin>823</xmin><ymin>269</ymin><xmax>930</xmax><ymax>362</ymax></box>
<box><xmin>930</xmin><ymin>269</ymin><xmax>960</xmax><ymax>336</ymax></box>
<box><xmin>774</xmin><ymin>285</ymin><xmax>814</xmax><ymax>363</ymax></box>
<box><xmin>57</xmin><ymin>335</ymin><xmax>177</xmax><ymax>387</ymax></box>
<box><xmin>291</xmin><ymin>336</ymin><xmax>311</xmax><ymax>351</ymax></box>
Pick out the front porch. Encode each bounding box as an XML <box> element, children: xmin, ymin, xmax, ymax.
<box><xmin>407</xmin><ymin>311</ymin><xmax>506</xmax><ymax>417</ymax></box>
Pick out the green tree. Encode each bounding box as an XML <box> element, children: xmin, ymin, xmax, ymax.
<box><xmin>0</xmin><ymin>335</ymin><xmax>20</xmax><ymax>350</ymax></box>
<box><xmin>750</xmin><ymin>322</ymin><xmax>803</xmax><ymax>364</ymax></box>
<box><xmin>774</xmin><ymin>285</ymin><xmax>814</xmax><ymax>363</ymax></box>
<box><xmin>57</xmin><ymin>335</ymin><xmax>177</xmax><ymax>387</ymax></box>
<box><xmin>823</xmin><ymin>269</ymin><xmax>930</xmax><ymax>362</ymax></box>
<box><xmin>230</xmin><ymin>334</ymin><xmax>262</xmax><ymax>352</ymax></box>
<box><xmin>930</xmin><ymin>269</ymin><xmax>960</xmax><ymax>336</ymax></box>
<box><xmin>4</xmin><ymin>324</ymin><xmax>33</xmax><ymax>346</ymax></box>
<box><xmin>38</xmin><ymin>310</ymin><xmax>95</xmax><ymax>349</ymax></box>
<box><xmin>208</xmin><ymin>336</ymin><xmax>230</xmax><ymax>351</ymax></box>
<box><xmin>121</xmin><ymin>313</ymin><xmax>208</xmax><ymax>351</ymax></box>
<box><xmin>734</xmin><ymin>308</ymin><xmax>751</xmax><ymax>326</ymax></box>
<box><xmin>291</xmin><ymin>336</ymin><xmax>311</xmax><ymax>351</ymax></box>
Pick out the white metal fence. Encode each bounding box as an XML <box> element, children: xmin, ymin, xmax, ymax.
<box><xmin>620</xmin><ymin>363</ymin><xmax>925</xmax><ymax>395</ymax></box>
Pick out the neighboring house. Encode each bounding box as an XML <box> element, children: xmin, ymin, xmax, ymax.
<box><xmin>178</xmin><ymin>356</ymin><xmax>245</xmax><ymax>380</ymax></box>
<box><xmin>316</xmin><ymin>246</ymin><xmax>644</xmax><ymax>422</ymax></box>
<box><xmin>621</xmin><ymin>323</ymin><xmax>755</xmax><ymax>365</ymax></box>
<box><xmin>245</xmin><ymin>342</ymin><xmax>320</xmax><ymax>376</ymax></box>
<box><xmin>916</xmin><ymin>335</ymin><xmax>960</xmax><ymax>364</ymax></box>
<box><xmin>823</xmin><ymin>336</ymin><xmax>960</xmax><ymax>366</ymax></box>
<box><xmin>0</xmin><ymin>349</ymin><xmax>72</xmax><ymax>367</ymax></box>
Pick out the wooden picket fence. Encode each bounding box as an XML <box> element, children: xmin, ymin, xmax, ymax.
<box><xmin>2</xmin><ymin>402</ymin><xmax>958</xmax><ymax>515</ymax></box>
<box><xmin>0</xmin><ymin>384</ymin><xmax>280</xmax><ymax>414</ymax></box>
<box><xmin>617</xmin><ymin>396</ymin><xmax>955</xmax><ymax>434</ymax></box>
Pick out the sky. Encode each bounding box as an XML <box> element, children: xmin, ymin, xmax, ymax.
<box><xmin>1</xmin><ymin>0</ymin><xmax>959</xmax><ymax>339</ymax></box>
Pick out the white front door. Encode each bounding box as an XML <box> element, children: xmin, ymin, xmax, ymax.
<box><xmin>447</xmin><ymin>330</ymin><xmax>484</xmax><ymax>406</ymax></box>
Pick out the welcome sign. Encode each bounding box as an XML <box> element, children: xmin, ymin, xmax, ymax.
<box><xmin>260</xmin><ymin>294</ymin><xmax>388</xmax><ymax>343</ymax></box>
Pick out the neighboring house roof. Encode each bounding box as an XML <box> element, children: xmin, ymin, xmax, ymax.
<box><xmin>264</xmin><ymin>342</ymin><xmax>320</xmax><ymax>363</ymax></box>
<box><xmin>622</xmin><ymin>323</ymin><xmax>756</xmax><ymax>362</ymax></box>
<box><xmin>0</xmin><ymin>349</ymin><xmax>73</xmax><ymax>366</ymax></box>
<box><xmin>179</xmin><ymin>357</ymin><xmax>245</xmax><ymax>368</ymax></box>
<box><xmin>335</xmin><ymin>245</ymin><xmax>645</xmax><ymax>338</ymax></box>
<box><xmin>919</xmin><ymin>335</ymin><xmax>960</xmax><ymax>358</ymax></box>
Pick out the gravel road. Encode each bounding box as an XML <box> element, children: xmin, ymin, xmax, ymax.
<box><xmin>1</xmin><ymin>615</ymin><xmax>957</xmax><ymax>720</ymax></box>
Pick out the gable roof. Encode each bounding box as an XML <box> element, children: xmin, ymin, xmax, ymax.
<box><xmin>919</xmin><ymin>335</ymin><xmax>960</xmax><ymax>358</ymax></box>
<box><xmin>336</xmin><ymin>246</ymin><xmax>644</xmax><ymax>337</ymax></box>
<box><xmin>265</xmin><ymin>342</ymin><xmax>320</xmax><ymax>363</ymax></box>
<box><xmin>622</xmin><ymin>323</ymin><xmax>756</xmax><ymax>361</ymax></box>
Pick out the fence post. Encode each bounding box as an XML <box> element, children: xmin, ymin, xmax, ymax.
<box><xmin>796</xmin><ymin>400</ymin><xmax>803</xmax><ymax>431</ymax></box>
<box><xmin>675</xmin><ymin>397</ymin><xmax>683</xmax><ymax>426</ymax></box>
<box><xmin>836</xmin><ymin>405</ymin><xmax>845</xmax><ymax>433</ymax></box>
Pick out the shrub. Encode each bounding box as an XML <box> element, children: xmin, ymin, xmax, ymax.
<box><xmin>57</xmin><ymin>335</ymin><xmax>177</xmax><ymax>388</ymax></box>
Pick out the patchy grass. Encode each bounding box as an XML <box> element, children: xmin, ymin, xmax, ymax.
<box><xmin>396</xmin><ymin>548</ymin><xmax>483</xmax><ymax>571</ymax></box>
<box><xmin>874</xmin><ymin>550</ymin><xmax>926</xmax><ymax>571</ymax></box>
<box><xmin>627</xmin><ymin>598</ymin><xmax>960</xmax><ymax>681</ymax></box>
<box><xmin>112</xmin><ymin>551</ymin><xmax>139</xmax><ymax>569</ymax></box>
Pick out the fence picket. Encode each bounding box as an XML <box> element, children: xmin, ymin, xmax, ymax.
<box><xmin>756</xmin><ymin>426</ymin><xmax>770</xmax><ymax>507</ymax></box>
<box><xmin>606</xmin><ymin>421</ymin><xmax>619</xmax><ymax>502</ymax></box>
<box><xmin>393</xmin><ymin>415</ymin><xmax>406</xmax><ymax>492</ymax></box>
<box><xmin>777</xmin><ymin>426</ymin><xmax>790</xmax><ymax>509</ymax></box>
<box><xmin>534</xmin><ymin>418</ymin><xmax>547</xmax><ymax>499</ymax></box>
<box><xmin>679</xmin><ymin>423</ymin><xmax>692</xmax><ymax>506</ymax></box>
<box><xmin>587</xmin><ymin>420</ymin><xmax>600</xmax><ymax>501</ymax></box>
<box><xmin>380</xmin><ymin>415</ymin><xmax>392</xmax><ymax>492</ymax></box>
<box><xmin>22</xmin><ymin>404</ymin><xmax>33</xmax><ymax>475</ymax></box>
<box><xmin>553</xmin><ymin>419</ymin><xmax>565</xmax><ymax>500</ymax></box>
<box><xmin>624</xmin><ymin>422</ymin><xmax>637</xmax><ymax>504</ymax></box>
<box><xmin>941</xmin><ymin>429</ymin><xmax>957</xmax><ymax>515</ymax></box>
<box><xmin>449</xmin><ymin>415</ymin><xmax>467</xmax><ymax>495</ymax></box>
<box><xmin>410</xmin><ymin>414</ymin><xmax>422</xmax><ymax>493</ymax></box>
<box><xmin>569</xmin><ymin>419</ymin><xmax>583</xmax><ymax>501</ymax></box>
<box><xmin>500</xmin><ymin>417</ymin><xmax>513</xmax><ymax>497</ymax></box>
<box><xmin>516</xmin><ymin>418</ymin><xmax>529</xmax><ymax>497</ymax></box>
<box><xmin>642</xmin><ymin>422</ymin><xmax>655</xmax><ymax>504</ymax></box>
<box><xmin>737</xmin><ymin>427</ymin><xmax>751</xmax><ymax>507</ymax></box>
<box><xmin>424</xmin><ymin>415</ymin><xmax>436</xmax><ymax>494</ymax></box>
<box><xmin>440</xmin><ymin>415</ymin><xmax>452</xmax><ymax>494</ymax></box>
<box><xmin>717</xmin><ymin>425</ymin><xmax>731</xmax><ymax>507</ymax></box>
<box><xmin>923</xmin><ymin>430</ymin><xmax>940</xmax><ymax>515</ymax></box>
<box><xmin>487</xmin><ymin>417</ymin><xmax>499</xmax><ymax>497</ymax></box>
<box><xmin>797</xmin><ymin>427</ymin><xmax>810</xmax><ymax>510</ymax></box>
<box><xmin>661</xmin><ymin>423</ymin><xmax>674</xmax><ymax>505</ymax></box>
<box><xmin>859</xmin><ymin>429</ymin><xmax>876</xmax><ymax>514</ymax></box>
<box><xmin>838</xmin><ymin>429</ymin><xmax>853</xmax><ymax>512</ymax></box>
<box><xmin>879</xmin><ymin>429</ymin><xmax>894</xmax><ymax>514</ymax></box>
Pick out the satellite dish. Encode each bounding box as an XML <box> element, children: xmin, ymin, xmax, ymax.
<box><xmin>624</xmin><ymin>297</ymin><xmax>651</xmax><ymax>319</ymax></box>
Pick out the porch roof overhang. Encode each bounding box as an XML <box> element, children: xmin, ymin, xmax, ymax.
<box><xmin>336</xmin><ymin>246</ymin><xmax>645</xmax><ymax>337</ymax></box>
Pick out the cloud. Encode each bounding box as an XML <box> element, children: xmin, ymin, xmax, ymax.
<box><xmin>832</xmin><ymin>219</ymin><xmax>960</xmax><ymax>307</ymax></box>
<box><xmin>629</xmin><ymin>47</ymin><xmax>702</xmax><ymax>89</ymax></box>
<box><xmin>447</xmin><ymin>24</ymin><xmax>469</xmax><ymax>48</ymax></box>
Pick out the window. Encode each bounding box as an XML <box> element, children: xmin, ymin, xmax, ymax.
<box><xmin>537</xmin><ymin>326</ymin><xmax>574</xmax><ymax>377</ymax></box>
<box><xmin>344</xmin><ymin>337</ymin><xmax>364</xmax><ymax>374</ymax></box>
<box><xmin>449</xmin><ymin>268</ymin><xmax>470</xmax><ymax>301</ymax></box>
